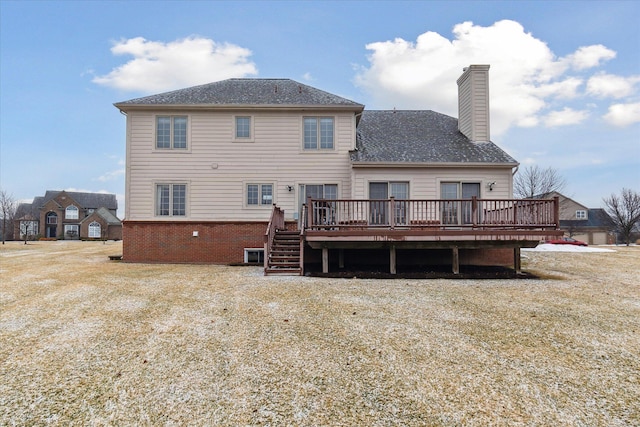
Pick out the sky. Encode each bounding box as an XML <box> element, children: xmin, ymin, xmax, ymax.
<box><xmin>1</xmin><ymin>0</ymin><xmax>639</xmax><ymax>218</ymax></box>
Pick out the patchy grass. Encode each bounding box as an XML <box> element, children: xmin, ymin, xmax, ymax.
<box><xmin>1</xmin><ymin>241</ymin><xmax>639</xmax><ymax>426</ymax></box>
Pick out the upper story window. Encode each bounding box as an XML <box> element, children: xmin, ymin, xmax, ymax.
<box><xmin>576</xmin><ymin>210</ymin><xmax>588</xmax><ymax>220</ymax></box>
<box><xmin>156</xmin><ymin>116</ymin><xmax>188</xmax><ymax>149</ymax></box>
<box><xmin>235</xmin><ymin>116</ymin><xmax>252</xmax><ymax>140</ymax></box>
<box><xmin>304</xmin><ymin>117</ymin><xmax>334</xmax><ymax>150</ymax></box>
<box><xmin>65</xmin><ymin>205</ymin><xmax>79</xmax><ymax>219</ymax></box>
<box><xmin>46</xmin><ymin>212</ymin><xmax>57</xmax><ymax>224</ymax></box>
<box><xmin>247</xmin><ymin>184</ymin><xmax>273</xmax><ymax>206</ymax></box>
<box><xmin>156</xmin><ymin>183</ymin><xmax>187</xmax><ymax>216</ymax></box>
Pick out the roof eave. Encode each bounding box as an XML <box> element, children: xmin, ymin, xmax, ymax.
<box><xmin>114</xmin><ymin>103</ymin><xmax>365</xmax><ymax>113</ymax></box>
<box><xmin>350</xmin><ymin>161</ymin><xmax>519</xmax><ymax>168</ymax></box>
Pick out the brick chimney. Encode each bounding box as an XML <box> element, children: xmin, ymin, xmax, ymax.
<box><xmin>457</xmin><ymin>64</ymin><xmax>490</xmax><ymax>142</ymax></box>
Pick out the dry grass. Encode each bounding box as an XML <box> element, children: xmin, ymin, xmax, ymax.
<box><xmin>1</xmin><ymin>241</ymin><xmax>638</xmax><ymax>426</ymax></box>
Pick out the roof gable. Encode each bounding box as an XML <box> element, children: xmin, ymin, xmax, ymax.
<box><xmin>352</xmin><ymin>110</ymin><xmax>517</xmax><ymax>165</ymax></box>
<box><xmin>115</xmin><ymin>78</ymin><xmax>364</xmax><ymax>110</ymax></box>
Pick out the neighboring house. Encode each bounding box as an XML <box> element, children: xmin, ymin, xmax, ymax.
<box><xmin>540</xmin><ymin>191</ymin><xmax>614</xmax><ymax>244</ymax></box>
<box><xmin>115</xmin><ymin>65</ymin><xmax>561</xmax><ymax>274</ymax></box>
<box><xmin>13</xmin><ymin>190</ymin><xmax>122</xmax><ymax>240</ymax></box>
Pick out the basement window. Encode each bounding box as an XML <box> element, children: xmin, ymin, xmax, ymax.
<box><xmin>244</xmin><ymin>248</ymin><xmax>265</xmax><ymax>264</ymax></box>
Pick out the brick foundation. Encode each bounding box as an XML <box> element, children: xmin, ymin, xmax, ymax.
<box><xmin>123</xmin><ymin>221</ymin><xmax>278</xmax><ymax>263</ymax></box>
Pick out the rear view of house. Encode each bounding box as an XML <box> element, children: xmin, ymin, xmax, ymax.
<box><xmin>115</xmin><ymin>65</ymin><xmax>561</xmax><ymax>274</ymax></box>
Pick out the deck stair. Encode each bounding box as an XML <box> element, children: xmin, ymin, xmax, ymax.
<box><xmin>265</xmin><ymin>230</ymin><xmax>302</xmax><ymax>275</ymax></box>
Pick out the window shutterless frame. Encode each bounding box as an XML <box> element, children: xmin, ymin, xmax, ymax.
<box><xmin>155</xmin><ymin>183</ymin><xmax>187</xmax><ymax>216</ymax></box>
<box><xmin>303</xmin><ymin>117</ymin><xmax>334</xmax><ymax>150</ymax></box>
<box><xmin>246</xmin><ymin>183</ymin><xmax>274</xmax><ymax>206</ymax></box>
<box><xmin>156</xmin><ymin>116</ymin><xmax>188</xmax><ymax>149</ymax></box>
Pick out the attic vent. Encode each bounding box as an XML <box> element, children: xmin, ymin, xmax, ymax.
<box><xmin>274</xmin><ymin>85</ymin><xmax>278</xmax><ymax>93</ymax></box>
<box><xmin>298</xmin><ymin>86</ymin><xmax>302</xmax><ymax>93</ymax></box>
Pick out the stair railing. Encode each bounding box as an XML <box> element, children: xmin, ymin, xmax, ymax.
<box><xmin>264</xmin><ymin>204</ymin><xmax>285</xmax><ymax>271</ymax></box>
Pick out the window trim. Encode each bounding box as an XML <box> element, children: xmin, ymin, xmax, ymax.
<box><xmin>65</xmin><ymin>205</ymin><xmax>79</xmax><ymax>220</ymax></box>
<box><xmin>64</xmin><ymin>224</ymin><xmax>79</xmax><ymax>238</ymax></box>
<box><xmin>244</xmin><ymin>248</ymin><xmax>265</xmax><ymax>264</ymax></box>
<box><xmin>88</xmin><ymin>221</ymin><xmax>101</xmax><ymax>238</ymax></box>
<box><xmin>155</xmin><ymin>115</ymin><xmax>190</xmax><ymax>151</ymax></box>
<box><xmin>154</xmin><ymin>182</ymin><xmax>188</xmax><ymax>217</ymax></box>
<box><xmin>246</xmin><ymin>183</ymin><xmax>275</xmax><ymax>207</ymax></box>
<box><xmin>234</xmin><ymin>115</ymin><xmax>255</xmax><ymax>142</ymax></box>
<box><xmin>46</xmin><ymin>212</ymin><xmax>58</xmax><ymax>224</ymax></box>
<box><xmin>576</xmin><ymin>210</ymin><xmax>588</xmax><ymax>220</ymax></box>
<box><xmin>302</xmin><ymin>116</ymin><xmax>335</xmax><ymax>151</ymax></box>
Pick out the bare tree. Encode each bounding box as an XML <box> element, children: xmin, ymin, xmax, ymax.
<box><xmin>603</xmin><ymin>188</ymin><xmax>640</xmax><ymax>246</ymax></box>
<box><xmin>514</xmin><ymin>165</ymin><xmax>567</xmax><ymax>199</ymax></box>
<box><xmin>0</xmin><ymin>189</ymin><xmax>17</xmax><ymax>244</ymax></box>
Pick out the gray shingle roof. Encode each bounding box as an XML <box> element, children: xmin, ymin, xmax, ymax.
<box><xmin>561</xmin><ymin>208</ymin><xmax>614</xmax><ymax>228</ymax></box>
<box><xmin>81</xmin><ymin>207</ymin><xmax>121</xmax><ymax>225</ymax></box>
<box><xmin>41</xmin><ymin>191</ymin><xmax>118</xmax><ymax>210</ymax></box>
<box><xmin>115</xmin><ymin>79</ymin><xmax>364</xmax><ymax>109</ymax></box>
<box><xmin>352</xmin><ymin>110</ymin><xmax>518</xmax><ymax>165</ymax></box>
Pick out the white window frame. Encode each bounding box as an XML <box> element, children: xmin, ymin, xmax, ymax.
<box><xmin>46</xmin><ymin>212</ymin><xmax>57</xmax><ymax>224</ymax></box>
<box><xmin>246</xmin><ymin>183</ymin><xmax>274</xmax><ymax>207</ymax></box>
<box><xmin>88</xmin><ymin>221</ymin><xmax>101</xmax><ymax>238</ymax></box>
<box><xmin>155</xmin><ymin>183</ymin><xmax>188</xmax><ymax>217</ymax></box>
<box><xmin>576</xmin><ymin>210</ymin><xmax>588</xmax><ymax>220</ymax></box>
<box><xmin>20</xmin><ymin>221</ymin><xmax>38</xmax><ymax>238</ymax></box>
<box><xmin>244</xmin><ymin>248</ymin><xmax>265</xmax><ymax>264</ymax></box>
<box><xmin>234</xmin><ymin>115</ymin><xmax>254</xmax><ymax>142</ymax></box>
<box><xmin>65</xmin><ymin>205</ymin><xmax>79</xmax><ymax>219</ymax></box>
<box><xmin>64</xmin><ymin>224</ymin><xmax>79</xmax><ymax>238</ymax></box>
<box><xmin>155</xmin><ymin>115</ymin><xmax>189</xmax><ymax>150</ymax></box>
<box><xmin>303</xmin><ymin>117</ymin><xmax>335</xmax><ymax>150</ymax></box>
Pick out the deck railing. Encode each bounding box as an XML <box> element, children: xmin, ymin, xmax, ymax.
<box><xmin>305</xmin><ymin>196</ymin><xmax>559</xmax><ymax>231</ymax></box>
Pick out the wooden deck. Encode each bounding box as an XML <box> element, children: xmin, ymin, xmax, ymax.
<box><xmin>266</xmin><ymin>197</ymin><xmax>562</xmax><ymax>275</ymax></box>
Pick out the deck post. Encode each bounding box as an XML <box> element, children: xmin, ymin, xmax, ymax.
<box><xmin>452</xmin><ymin>246</ymin><xmax>459</xmax><ymax>274</ymax></box>
<box><xmin>322</xmin><ymin>247</ymin><xmax>329</xmax><ymax>273</ymax></box>
<box><xmin>514</xmin><ymin>247</ymin><xmax>521</xmax><ymax>274</ymax></box>
<box><xmin>390</xmin><ymin>245</ymin><xmax>396</xmax><ymax>274</ymax></box>
<box><xmin>339</xmin><ymin>249</ymin><xmax>344</xmax><ymax>269</ymax></box>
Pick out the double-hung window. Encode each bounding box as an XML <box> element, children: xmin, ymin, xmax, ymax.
<box><xmin>156</xmin><ymin>184</ymin><xmax>187</xmax><ymax>216</ymax></box>
<box><xmin>235</xmin><ymin>116</ymin><xmax>252</xmax><ymax>140</ymax></box>
<box><xmin>247</xmin><ymin>184</ymin><xmax>273</xmax><ymax>206</ymax></box>
<box><xmin>65</xmin><ymin>205</ymin><xmax>79</xmax><ymax>219</ymax></box>
<box><xmin>304</xmin><ymin>117</ymin><xmax>334</xmax><ymax>150</ymax></box>
<box><xmin>156</xmin><ymin>116</ymin><xmax>188</xmax><ymax>149</ymax></box>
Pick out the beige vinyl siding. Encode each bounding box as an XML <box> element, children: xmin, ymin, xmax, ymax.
<box><xmin>351</xmin><ymin>167</ymin><xmax>514</xmax><ymax>200</ymax></box>
<box><xmin>457</xmin><ymin>65</ymin><xmax>490</xmax><ymax>142</ymax></box>
<box><xmin>125</xmin><ymin>110</ymin><xmax>356</xmax><ymax>221</ymax></box>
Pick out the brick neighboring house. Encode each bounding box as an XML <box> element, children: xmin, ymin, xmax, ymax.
<box><xmin>14</xmin><ymin>190</ymin><xmax>122</xmax><ymax>240</ymax></box>
<box><xmin>541</xmin><ymin>191</ymin><xmax>615</xmax><ymax>244</ymax></box>
<box><xmin>115</xmin><ymin>65</ymin><xmax>561</xmax><ymax>274</ymax></box>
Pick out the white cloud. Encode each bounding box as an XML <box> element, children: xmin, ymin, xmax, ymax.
<box><xmin>562</xmin><ymin>44</ymin><xmax>616</xmax><ymax>70</ymax></box>
<box><xmin>586</xmin><ymin>73</ymin><xmax>640</xmax><ymax>99</ymax></box>
<box><xmin>302</xmin><ymin>72</ymin><xmax>314</xmax><ymax>81</ymax></box>
<box><xmin>542</xmin><ymin>107</ymin><xmax>589</xmax><ymax>127</ymax></box>
<box><xmin>354</xmin><ymin>20</ymin><xmax>629</xmax><ymax>137</ymax></box>
<box><xmin>603</xmin><ymin>102</ymin><xmax>640</xmax><ymax>126</ymax></box>
<box><xmin>93</xmin><ymin>36</ymin><xmax>258</xmax><ymax>92</ymax></box>
<box><xmin>96</xmin><ymin>168</ymin><xmax>125</xmax><ymax>182</ymax></box>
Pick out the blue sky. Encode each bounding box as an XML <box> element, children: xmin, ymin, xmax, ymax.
<box><xmin>1</xmin><ymin>0</ymin><xmax>638</xmax><ymax>217</ymax></box>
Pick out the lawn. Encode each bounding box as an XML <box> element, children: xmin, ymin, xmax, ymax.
<box><xmin>1</xmin><ymin>241</ymin><xmax>638</xmax><ymax>426</ymax></box>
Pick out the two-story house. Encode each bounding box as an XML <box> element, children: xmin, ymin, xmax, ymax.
<box><xmin>14</xmin><ymin>190</ymin><xmax>122</xmax><ymax>241</ymax></box>
<box><xmin>539</xmin><ymin>191</ymin><xmax>614</xmax><ymax>244</ymax></box>
<box><xmin>115</xmin><ymin>65</ymin><xmax>561</xmax><ymax>274</ymax></box>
